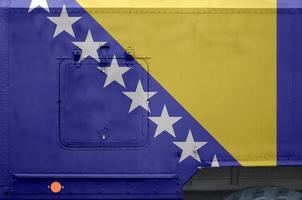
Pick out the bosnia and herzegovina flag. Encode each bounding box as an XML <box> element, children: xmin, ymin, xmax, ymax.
<box><xmin>7</xmin><ymin>0</ymin><xmax>302</xmax><ymax>183</ymax></box>
<box><xmin>75</xmin><ymin>0</ymin><xmax>302</xmax><ymax>167</ymax></box>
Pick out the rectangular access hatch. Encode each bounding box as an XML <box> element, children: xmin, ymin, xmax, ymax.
<box><xmin>59</xmin><ymin>57</ymin><xmax>149</xmax><ymax>148</ymax></box>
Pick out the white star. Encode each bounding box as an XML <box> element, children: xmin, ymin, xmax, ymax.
<box><xmin>149</xmin><ymin>105</ymin><xmax>182</xmax><ymax>138</ymax></box>
<box><xmin>123</xmin><ymin>80</ymin><xmax>157</xmax><ymax>113</ymax></box>
<box><xmin>97</xmin><ymin>55</ymin><xmax>131</xmax><ymax>88</ymax></box>
<box><xmin>72</xmin><ymin>30</ymin><xmax>107</xmax><ymax>62</ymax></box>
<box><xmin>211</xmin><ymin>154</ymin><xmax>220</xmax><ymax>167</ymax></box>
<box><xmin>173</xmin><ymin>130</ymin><xmax>207</xmax><ymax>163</ymax></box>
<box><xmin>28</xmin><ymin>0</ymin><xmax>49</xmax><ymax>13</ymax></box>
<box><xmin>47</xmin><ymin>5</ymin><xmax>81</xmax><ymax>38</ymax></box>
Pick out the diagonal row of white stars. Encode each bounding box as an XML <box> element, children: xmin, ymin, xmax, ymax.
<box><xmin>28</xmin><ymin>0</ymin><xmax>220</xmax><ymax>167</ymax></box>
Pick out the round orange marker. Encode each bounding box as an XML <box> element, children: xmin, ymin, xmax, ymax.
<box><xmin>50</xmin><ymin>181</ymin><xmax>62</xmax><ymax>194</ymax></box>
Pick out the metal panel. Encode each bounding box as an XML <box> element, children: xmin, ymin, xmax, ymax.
<box><xmin>59</xmin><ymin>57</ymin><xmax>149</xmax><ymax>148</ymax></box>
<box><xmin>0</xmin><ymin>6</ymin><xmax>9</xmax><ymax>188</ymax></box>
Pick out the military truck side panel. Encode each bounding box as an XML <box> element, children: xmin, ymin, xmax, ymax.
<box><xmin>0</xmin><ymin>0</ymin><xmax>302</xmax><ymax>199</ymax></box>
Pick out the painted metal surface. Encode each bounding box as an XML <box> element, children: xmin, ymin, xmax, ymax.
<box><xmin>0</xmin><ymin>0</ymin><xmax>238</xmax><ymax>199</ymax></box>
<box><xmin>277</xmin><ymin>8</ymin><xmax>302</xmax><ymax>165</ymax></box>
<box><xmin>0</xmin><ymin>0</ymin><xmax>302</xmax><ymax>199</ymax></box>
<box><xmin>0</xmin><ymin>4</ymin><xmax>9</xmax><ymax>189</ymax></box>
<box><xmin>84</xmin><ymin>6</ymin><xmax>277</xmax><ymax>167</ymax></box>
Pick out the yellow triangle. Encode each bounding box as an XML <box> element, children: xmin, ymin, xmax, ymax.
<box><xmin>78</xmin><ymin>1</ymin><xmax>277</xmax><ymax>166</ymax></box>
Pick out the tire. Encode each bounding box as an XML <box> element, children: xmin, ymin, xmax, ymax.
<box><xmin>224</xmin><ymin>186</ymin><xmax>302</xmax><ymax>200</ymax></box>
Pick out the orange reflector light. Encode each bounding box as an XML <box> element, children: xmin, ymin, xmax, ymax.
<box><xmin>49</xmin><ymin>181</ymin><xmax>62</xmax><ymax>193</ymax></box>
